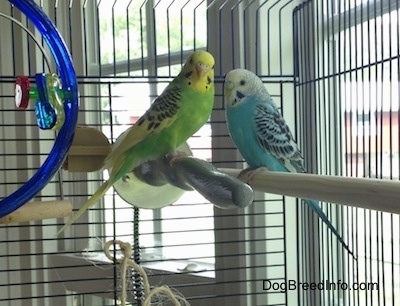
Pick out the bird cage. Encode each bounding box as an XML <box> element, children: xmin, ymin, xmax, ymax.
<box><xmin>0</xmin><ymin>0</ymin><xmax>399</xmax><ymax>305</ymax></box>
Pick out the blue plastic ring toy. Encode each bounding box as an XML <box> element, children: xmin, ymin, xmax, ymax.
<box><xmin>0</xmin><ymin>0</ymin><xmax>79</xmax><ymax>217</ymax></box>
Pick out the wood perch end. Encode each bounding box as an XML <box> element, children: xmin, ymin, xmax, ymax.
<box><xmin>0</xmin><ymin>200</ymin><xmax>72</xmax><ymax>224</ymax></box>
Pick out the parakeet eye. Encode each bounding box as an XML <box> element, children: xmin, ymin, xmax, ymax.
<box><xmin>240</xmin><ymin>80</ymin><xmax>246</xmax><ymax>86</ymax></box>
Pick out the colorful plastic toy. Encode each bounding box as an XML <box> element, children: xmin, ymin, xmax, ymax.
<box><xmin>0</xmin><ymin>0</ymin><xmax>79</xmax><ymax>217</ymax></box>
<box><xmin>16</xmin><ymin>74</ymin><xmax>67</xmax><ymax>130</ymax></box>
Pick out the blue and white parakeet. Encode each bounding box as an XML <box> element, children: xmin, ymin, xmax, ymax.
<box><xmin>224</xmin><ymin>68</ymin><xmax>355</xmax><ymax>259</ymax></box>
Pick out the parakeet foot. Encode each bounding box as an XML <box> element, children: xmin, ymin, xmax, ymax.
<box><xmin>238</xmin><ymin>166</ymin><xmax>270</xmax><ymax>184</ymax></box>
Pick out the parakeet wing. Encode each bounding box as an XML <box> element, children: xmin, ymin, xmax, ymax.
<box><xmin>253</xmin><ymin>103</ymin><xmax>356</xmax><ymax>258</ymax></box>
<box><xmin>104</xmin><ymin>86</ymin><xmax>182</xmax><ymax>169</ymax></box>
<box><xmin>253</xmin><ymin>103</ymin><xmax>305</xmax><ymax>172</ymax></box>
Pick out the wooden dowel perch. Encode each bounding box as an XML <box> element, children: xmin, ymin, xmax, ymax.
<box><xmin>221</xmin><ymin>168</ymin><xmax>400</xmax><ymax>215</ymax></box>
<box><xmin>65</xmin><ymin>126</ymin><xmax>400</xmax><ymax>215</ymax></box>
<box><xmin>0</xmin><ymin>200</ymin><xmax>72</xmax><ymax>224</ymax></box>
<box><xmin>68</xmin><ymin>145</ymin><xmax>111</xmax><ymax>156</ymax></box>
<box><xmin>62</xmin><ymin>126</ymin><xmax>111</xmax><ymax>172</ymax></box>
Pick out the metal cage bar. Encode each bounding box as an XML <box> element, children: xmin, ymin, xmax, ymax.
<box><xmin>1</xmin><ymin>0</ymin><xmax>399</xmax><ymax>305</ymax></box>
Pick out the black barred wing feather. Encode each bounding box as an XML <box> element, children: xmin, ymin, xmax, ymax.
<box><xmin>104</xmin><ymin>86</ymin><xmax>183</xmax><ymax>168</ymax></box>
<box><xmin>253</xmin><ymin>103</ymin><xmax>305</xmax><ymax>172</ymax></box>
<box><xmin>136</xmin><ymin>86</ymin><xmax>182</xmax><ymax>131</ymax></box>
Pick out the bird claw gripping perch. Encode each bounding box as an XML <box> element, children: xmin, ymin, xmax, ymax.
<box><xmin>15</xmin><ymin>73</ymin><xmax>66</xmax><ymax>130</ymax></box>
<box><xmin>132</xmin><ymin>154</ymin><xmax>254</xmax><ymax>209</ymax></box>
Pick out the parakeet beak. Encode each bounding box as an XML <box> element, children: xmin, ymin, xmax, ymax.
<box><xmin>196</xmin><ymin>62</ymin><xmax>209</xmax><ymax>78</ymax></box>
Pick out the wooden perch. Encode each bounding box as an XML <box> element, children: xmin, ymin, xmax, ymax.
<box><xmin>64</xmin><ymin>126</ymin><xmax>400</xmax><ymax>214</ymax></box>
<box><xmin>0</xmin><ymin>200</ymin><xmax>72</xmax><ymax>224</ymax></box>
<box><xmin>221</xmin><ymin>168</ymin><xmax>400</xmax><ymax>215</ymax></box>
<box><xmin>62</xmin><ymin>126</ymin><xmax>111</xmax><ymax>172</ymax></box>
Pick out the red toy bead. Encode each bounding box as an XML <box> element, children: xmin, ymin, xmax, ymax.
<box><xmin>15</xmin><ymin>76</ymin><xmax>30</xmax><ymax>108</ymax></box>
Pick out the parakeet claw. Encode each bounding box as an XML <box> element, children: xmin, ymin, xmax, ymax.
<box><xmin>238</xmin><ymin>166</ymin><xmax>270</xmax><ymax>184</ymax></box>
<box><xmin>225</xmin><ymin>68</ymin><xmax>355</xmax><ymax>258</ymax></box>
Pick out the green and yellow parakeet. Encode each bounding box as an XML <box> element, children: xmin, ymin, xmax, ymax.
<box><xmin>58</xmin><ymin>50</ymin><xmax>215</xmax><ymax>234</ymax></box>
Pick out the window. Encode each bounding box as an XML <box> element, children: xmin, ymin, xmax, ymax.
<box><xmin>295</xmin><ymin>0</ymin><xmax>400</xmax><ymax>304</ymax></box>
<box><xmin>339</xmin><ymin>6</ymin><xmax>400</xmax><ymax>303</ymax></box>
<box><xmin>92</xmin><ymin>0</ymin><xmax>215</xmax><ymax>264</ymax></box>
<box><xmin>5</xmin><ymin>1</ymin><xmax>399</xmax><ymax>305</ymax></box>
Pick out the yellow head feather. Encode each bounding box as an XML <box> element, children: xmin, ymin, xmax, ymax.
<box><xmin>179</xmin><ymin>50</ymin><xmax>215</xmax><ymax>93</ymax></box>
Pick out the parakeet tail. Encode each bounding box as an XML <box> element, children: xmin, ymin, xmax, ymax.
<box><xmin>305</xmin><ymin>199</ymin><xmax>357</xmax><ymax>261</ymax></box>
<box><xmin>57</xmin><ymin>180</ymin><xmax>113</xmax><ymax>235</ymax></box>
